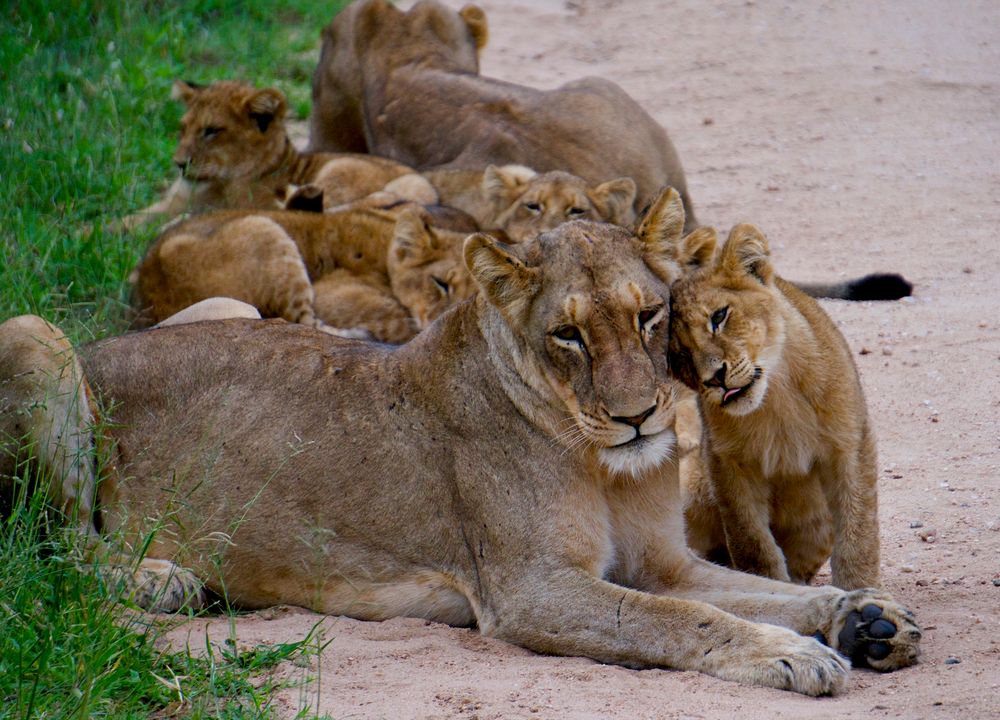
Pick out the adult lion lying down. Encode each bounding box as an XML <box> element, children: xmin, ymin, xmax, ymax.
<box><xmin>0</xmin><ymin>189</ymin><xmax>919</xmax><ymax>696</ymax></box>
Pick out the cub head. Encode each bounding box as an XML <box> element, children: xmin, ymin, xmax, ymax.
<box><xmin>465</xmin><ymin>187</ymin><xmax>690</xmax><ymax>478</ymax></box>
<box><xmin>310</xmin><ymin>0</ymin><xmax>487</xmax><ymax>153</ymax></box>
<box><xmin>669</xmin><ymin>223</ymin><xmax>786</xmax><ymax>417</ymax></box>
<box><xmin>485</xmin><ymin>165</ymin><xmax>637</xmax><ymax>242</ymax></box>
<box><xmin>171</xmin><ymin>80</ymin><xmax>288</xmax><ymax>182</ymax></box>
<box><xmin>388</xmin><ymin>206</ymin><xmax>477</xmax><ymax>329</ymax></box>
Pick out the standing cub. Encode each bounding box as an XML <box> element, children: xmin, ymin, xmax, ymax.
<box><xmin>669</xmin><ymin>224</ymin><xmax>881</xmax><ymax>590</ymax></box>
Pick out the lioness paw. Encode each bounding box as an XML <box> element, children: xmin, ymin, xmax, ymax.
<box><xmin>715</xmin><ymin>627</ymin><xmax>849</xmax><ymax>696</ymax></box>
<box><xmin>830</xmin><ymin>590</ymin><xmax>921</xmax><ymax>670</ymax></box>
<box><xmin>104</xmin><ymin>558</ymin><xmax>205</xmax><ymax>613</ymax></box>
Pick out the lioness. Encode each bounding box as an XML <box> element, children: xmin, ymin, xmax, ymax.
<box><xmin>308</xmin><ymin>0</ymin><xmax>696</xmax><ymax>229</ymax></box>
<box><xmin>1</xmin><ymin>188</ymin><xmax>919</xmax><ymax>696</ymax></box>
<box><xmin>424</xmin><ymin>165</ymin><xmax>637</xmax><ymax>240</ymax></box>
<box><xmin>132</xmin><ymin>201</ymin><xmax>474</xmax><ymax>343</ymax></box>
<box><xmin>120</xmin><ymin>80</ymin><xmax>433</xmax><ymax>231</ymax></box>
<box><xmin>669</xmin><ymin>224</ymin><xmax>882</xmax><ymax>590</ymax></box>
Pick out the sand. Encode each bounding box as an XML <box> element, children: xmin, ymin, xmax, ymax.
<box><xmin>161</xmin><ymin>1</ymin><xmax>1000</xmax><ymax>716</ymax></box>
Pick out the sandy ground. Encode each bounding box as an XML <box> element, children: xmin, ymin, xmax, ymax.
<box><xmin>161</xmin><ymin>1</ymin><xmax>1000</xmax><ymax>717</ymax></box>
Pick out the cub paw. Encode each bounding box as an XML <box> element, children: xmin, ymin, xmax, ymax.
<box><xmin>830</xmin><ymin>590</ymin><xmax>921</xmax><ymax>670</ymax></box>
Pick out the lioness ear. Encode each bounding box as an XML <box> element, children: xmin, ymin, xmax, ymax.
<box><xmin>589</xmin><ymin>177</ymin><xmax>637</xmax><ymax>226</ymax></box>
<box><xmin>634</xmin><ymin>186</ymin><xmax>685</xmax><ymax>281</ymax></box>
<box><xmin>482</xmin><ymin>164</ymin><xmax>537</xmax><ymax>202</ymax></box>
<box><xmin>464</xmin><ymin>233</ymin><xmax>540</xmax><ymax>320</ymax></box>
<box><xmin>459</xmin><ymin>5</ymin><xmax>489</xmax><ymax>51</ymax></box>
<box><xmin>392</xmin><ymin>207</ymin><xmax>438</xmax><ymax>266</ymax></box>
<box><xmin>677</xmin><ymin>227</ymin><xmax>718</xmax><ymax>269</ymax></box>
<box><xmin>171</xmin><ymin>79</ymin><xmax>203</xmax><ymax>105</ymax></box>
<box><xmin>245</xmin><ymin>88</ymin><xmax>287</xmax><ymax>132</ymax></box>
<box><xmin>719</xmin><ymin>223</ymin><xmax>773</xmax><ymax>284</ymax></box>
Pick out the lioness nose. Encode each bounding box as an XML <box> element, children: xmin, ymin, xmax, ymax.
<box><xmin>612</xmin><ymin>405</ymin><xmax>656</xmax><ymax>429</ymax></box>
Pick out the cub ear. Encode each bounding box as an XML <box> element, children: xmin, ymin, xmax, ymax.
<box><xmin>245</xmin><ymin>87</ymin><xmax>287</xmax><ymax>132</ymax></box>
<box><xmin>719</xmin><ymin>223</ymin><xmax>773</xmax><ymax>284</ymax></box>
<box><xmin>464</xmin><ymin>232</ymin><xmax>540</xmax><ymax>320</ymax></box>
<box><xmin>171</xmin><ymin>79</ymin><xmax>203</xmax><ymax>105</ymax></box>
<box><xmin>634</xmin><ymin>186</ymin><xmax>686</xmax><ymax>282</ymax></box>
<box><xmin>677</xmin><ymin>226</ymin><xmax>718</xmax><ymax>269</ymax></box>
<box><xmin>589</xmin><ymin>177</ymin><xmax>637</xmax><ymax>226</ymax></box>
<box><xmin>392</xmin><ymin>207</ymin><xmax>438</xmax><ymax>266</ymax></box>
<box><xmin>459</xmin><ymin>4</ymin><xmax>489</xmax><ymax>51</ymax></box>
<box><xmin>482</xmin><ymin>164</ymin><xmax>537</xmax><ymax>203</ymax></box>
<box><xmin>282</xmin><ymin>184</ymin><xmax>325</xmax><ymax>213</ymax></box>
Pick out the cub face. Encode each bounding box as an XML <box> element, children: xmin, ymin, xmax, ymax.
<box><xmin>171</xmin><ymin>80</ymin><xmax>288</xmax><ymax>182</ymax></box>
<box><xmin>388</xmin><ymin>207</ymin><xmax>477</xmax><ymax>330</ymax></box>
<box><xmin>466</xmin><ymin>188</ymin><xmax>691</xmax><ymax>477</ymax></box>
<box><xmin>669</xmin><ymin>224</ymin><xmax>786</xmax><ymax>417</ymax></box>
<box><xmin>485</xmin><ymin>166</ymin><xmax>637</xmax><ymax>243</ymax></box>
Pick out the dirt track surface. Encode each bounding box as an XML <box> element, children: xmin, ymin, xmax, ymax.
<box><xmin>162</xmin><ymin>1</ymin><xmax>1000</xmax><ymax>717</ymax></box>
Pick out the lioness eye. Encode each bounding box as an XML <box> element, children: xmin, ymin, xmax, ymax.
<box><xmin>711</xmin><ymin>306</ymin><xmax>729</xmax><ymax>331</ymax></box>
<box><xmin>203</xmin><ymin>126</ymin><xmax>223</xmax><ymax>139</ymax></box>
<box><xmin>431</xmin><ymin>276</ymin><xmax>450</xmax><ymax>295</ymax></box>
<box><xmin>524</xmin><ymin>202</ymin><xmax>542</xmax><ymax>212</ymax></box>
<box><xmin>552</xmin><ymin>325</ymin><xmax>583</xmax><ymax>345</ymax></box>
<box><xmin>567</xmin><ymin>207</ymin><xmax>586</xmax><ymax>216</ymax></box>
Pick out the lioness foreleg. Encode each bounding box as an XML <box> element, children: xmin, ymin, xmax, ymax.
<box><xmin>488</xmin><ymin>569</ymin><xmax>849</xmax><ymax>696</ymax></box>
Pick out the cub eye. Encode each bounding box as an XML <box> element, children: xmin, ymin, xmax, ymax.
<box><xmin>431</xmin><ymin>276</ymin><xmax>450</xmax><ymax>296</ymax></box>
<box><xmin>638</xmin><ymin>306</ymin><xmax>663</xmax><ymax>328</ymax></box>
<box><xmin>202</xmin><ymin>126</ymin><xmax>223</xmax><ymax>139</ymax></box>
<box><xmin>551</xmin><ymin>325</ymin><xmax>583</xmax><ymax>345</ymax></box>
<box><xmin>524</xmin><ymin>202</ymin><xmax>542</xmax><ymax>213</ymax></box>
<box><xmin>567</xmin><ymin>207</ymin><xmax>586</xmax><ymax>216</ymax></box>
<box><xmin>710</xmin><ymin>306</ymin><xmax>729</xmax><ymax>331</ymax></box>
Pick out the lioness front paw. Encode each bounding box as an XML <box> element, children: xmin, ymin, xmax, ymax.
<box><xmin>103</xmin><ymin>558</ymin><xmax>205</xmax><ymax>613</ymax></box>
<box><xmin>715</xmin><ymin>626</ymin><xmax>850</xmax><ymax>696</ymax></box>
<box><xmin>830</xmin><ymin>589</ymin><xmax>921</xmax><ymax>670</ymax></box>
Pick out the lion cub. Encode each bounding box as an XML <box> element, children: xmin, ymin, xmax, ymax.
<box><xmin>132</xmin><ymin>202</ymin><xmax>474</xmax><ymax>343</ymax></box>
<box><xmin>425</xmin><ymin>164</ymin><xmax>636</xmax><ymax>241</ymax></box>
<box><xmin>120</xmin><ymin>80</ymin><xmax>433</xmax><ymax>230</ymax></box>
<box><xmin>669</xmin><ymin>223</ymin><xmax>881</xmax><ymax>590</ymax></box>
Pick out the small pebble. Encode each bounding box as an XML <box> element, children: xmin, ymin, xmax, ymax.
<box><xmin>860</xmin><ymin>347</ymin><xmax>872</xmax><ymax>355</ymax></box>
<box><xmin>918</xmin><ymin>528</ymin><xmax>937</xmax><ymax>543</ymax></box>
<box><xmin>962</xmin><ymin>267</ymin><xmax>974</xmax><ymax>274</ymax></box>
<box><xmin>702</xmin><ymin>117</ymin><xmax>714</xmax><ymax>125</ymax></box>
<box><xmin>900</xmin><ymin>564</ymin><xmax>916</xmax><ymax>573</ymax></box>
<box><xmin>944</xmin><ymin>656</ymin><xmax>961</xmax><ymax>665</ymax></box>
<box><xmin>882</xmin><ymin>346</ymin><xmax>893</xmax><ymax>356</ymax></box>
<box><xmin>909</xmin><ymin>520</ymin><xmax>924</xmax><ymax>529</ymax></box>
<box><xmin>992</xmin><ymin>578</ymin><xmax>1000</xmax><ymax>587</ymax></box>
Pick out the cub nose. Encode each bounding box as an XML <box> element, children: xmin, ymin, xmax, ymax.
<box><xmin>611</xmin><ymin>404</ymin><xmax>656</xmax><ymax>429</ymax></box>
<box><xmin>704</xmin><ymin>363</ymin><xmax>727</xmax><ymax>388</ymax></box>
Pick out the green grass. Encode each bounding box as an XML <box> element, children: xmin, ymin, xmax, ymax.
<box><xmin>1</xmin><ymin>0</ymin><xmax>345</xmax><ymax>716</ymax></box>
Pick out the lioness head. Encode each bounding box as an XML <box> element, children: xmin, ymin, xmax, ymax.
<box><xmin>465</xmin><ymin>187</ymin><xmax>691</xmax><ymax>477</ymax></box>
<box><xmin>484</xmin><ymin>165</ymin><xmax>637</xmax><ymax>242</ymax></box>
<box><xmin>669</xmin><ymin>223</ymin><xmax>786</xmax><ymax>417</ymax></box>
<box><xmin>171</xmin><ymin>80</ymin><xmax>288</xmax><ymax>182</ymax></box>
<box><xmin>388</xmin><ymin>207</ymin><xmax>477</xmax><ymax>330</ymax></box>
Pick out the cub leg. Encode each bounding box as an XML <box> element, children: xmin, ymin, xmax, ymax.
<box><xmin>492</xmin><ymin>569</ymin><xmax>849</xmax><ymax>697</ymax></box>
<box><xmin>312</xmin><ymin>270</ymin><xmax>417</xmax><ymax>344</ymax></box>
<box><xmin>821</xmin><ymin>432</ymin><xmax>882</xmax><ymax>589</ymax></box>
<box><xmin>710</xmin><ymin>452</ymin><xmax>790</xmax><ymax>581</ymax></box>
<box><xmin>0</xmin><ymin>315</ymin><xmax>203</xmax><ymax>612</ymax></box>
<box><xmin>119</xmin><ymin>176</ymin><xmax>195</xmax><ymax>232</ymax></box>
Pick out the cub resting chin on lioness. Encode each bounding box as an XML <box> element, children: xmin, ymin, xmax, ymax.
<box><xmin>0</xmin><ymin>188</ymin><xmax>919</xmax><ymax>696</ymax></box>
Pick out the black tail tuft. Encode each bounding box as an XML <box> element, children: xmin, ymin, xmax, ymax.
<box><xmin>843</xmin><ymin>273</ymin><xmax>913</xmax><ymax>301</ymax></box>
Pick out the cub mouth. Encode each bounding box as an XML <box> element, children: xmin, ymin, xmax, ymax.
<box><xmin>720</xmin><ymin>368</ymin><xmax>762</xmax><ymax>406</ymax></box>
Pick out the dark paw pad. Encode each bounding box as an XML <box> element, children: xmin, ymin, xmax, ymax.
<box><xmin>837</xmin><ymin>604</ymin><xmax>898</xmax><ymax>668</ymax></box>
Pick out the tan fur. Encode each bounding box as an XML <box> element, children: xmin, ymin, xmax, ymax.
<box><xmin>669</xmin><ymin>224</ymin><xmax>882</xmax><ymax>590</ymax></box>
<box><xmin>120</xmin><ymin>80</ymin><xmax>427</xmax><ymax>231</ymax></box>
<box><xmin>132</xmin><ymin>202</ymin><xmax>474</xmax><ymax>343</ymax></box>
<box><xmin>307</xmin><ymin>0</ymin><xmax>696</xmax><ymax>229</ymax></box>
<box><xmin>0</xmin><ymin>189</ymin><xmax>920</xmax><ymax>694</ymax></box>
<box><xmin>425</xmin><ymin>164</ymin><xmax>637</xmax><ymax>242</ymax></box>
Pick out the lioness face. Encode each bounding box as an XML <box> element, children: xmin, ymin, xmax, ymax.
<box><xmin>669</xmin><ymin>224</ymin><xmax>785</xmax><ymax>417</ymax></box>
<box><xmin>388</xmin><ymin>208</ymin><xmax>477</xmax><ymax>329</ymax></box>
<box><xmin>467</xmin><ymin>197</ymin><xmax>691</xmax><ymax>477</ymax></box>
<box><xmin>171</xmin><ymin>80</ymin><xmax>288</xmax><ymax>182</ymax></box>
<box><xmin>488</xmin><ymin>168</ymin><xmax>638</xmax><ymax>243</ymax></box>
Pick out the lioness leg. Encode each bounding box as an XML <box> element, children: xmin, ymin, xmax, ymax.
<box><xmin>491</xmin><ymin>569</ymin><xmax>849</xmax><ymax>696</ymax></box>
<box><xmin>0</xmin><ymin>315</ymin><xmax>203</xmax><ymax>612</ymax></box>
